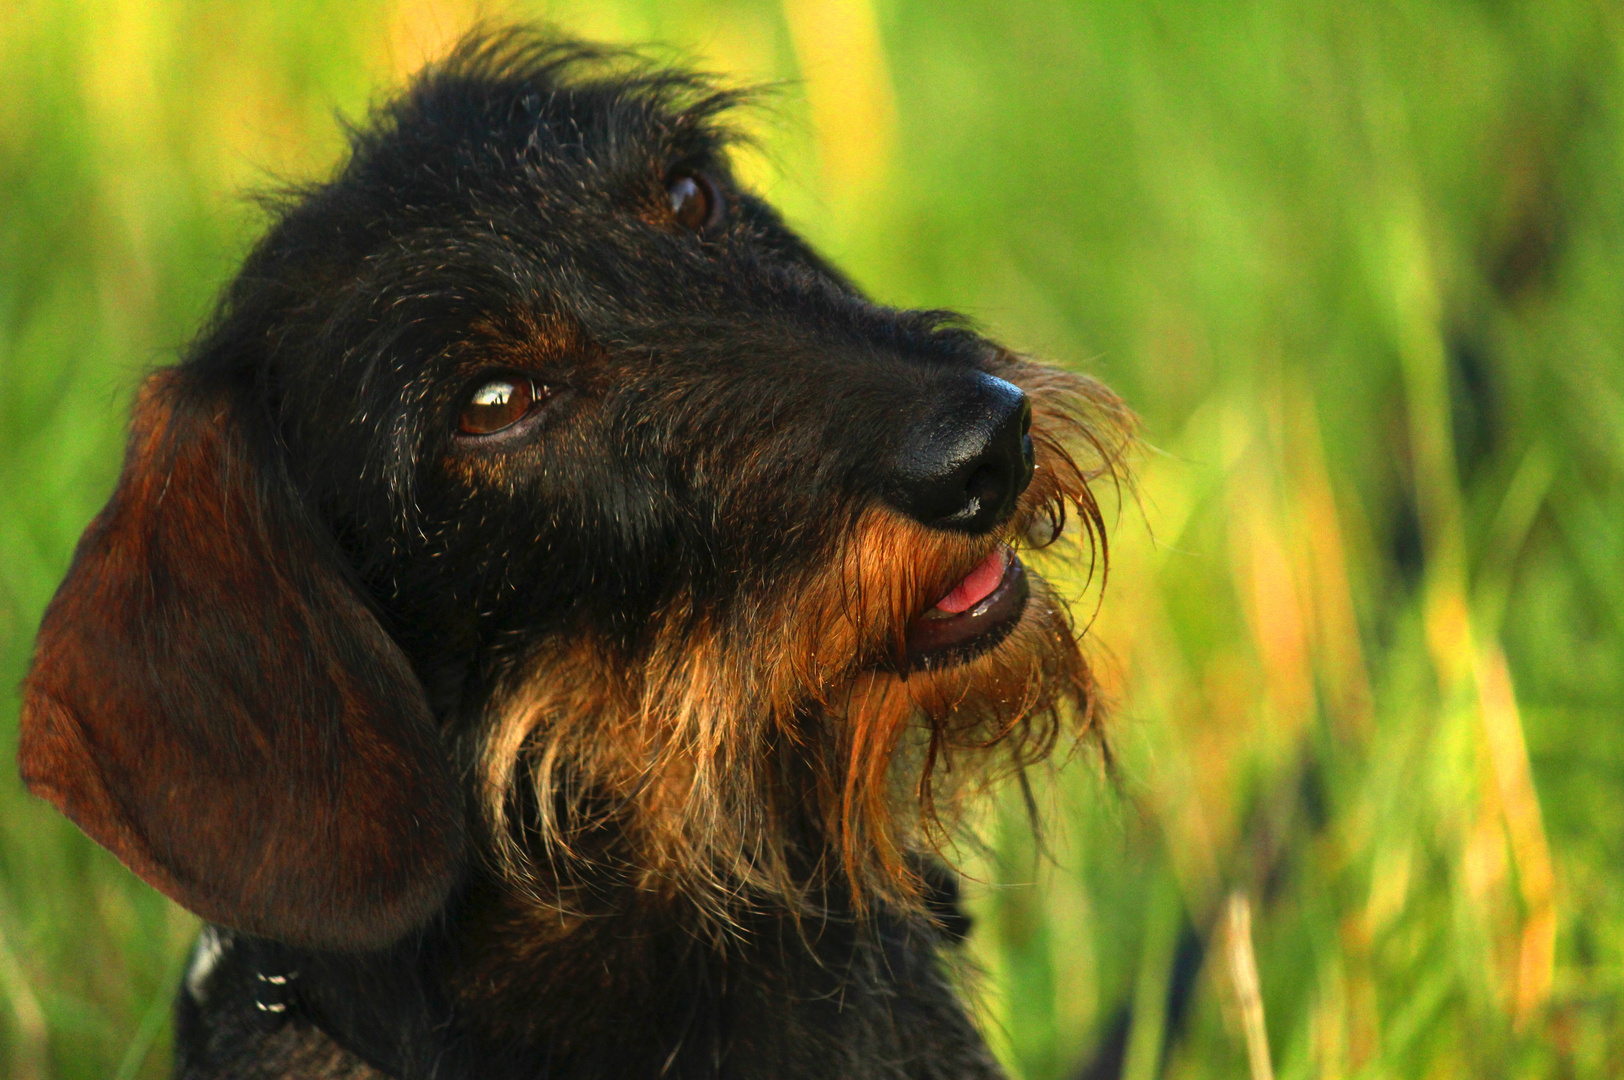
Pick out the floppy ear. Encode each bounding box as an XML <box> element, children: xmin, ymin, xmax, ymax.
<box><xmin>20</xmin><ymin>371</ymin><xmax>465</xmax><ymax>951</ymax></box>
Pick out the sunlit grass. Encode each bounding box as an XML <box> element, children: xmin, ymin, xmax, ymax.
<box><xmin>2</xmin><ymin>1</ymin><xmax>1621</xmax><ymax>1076</ymax></box>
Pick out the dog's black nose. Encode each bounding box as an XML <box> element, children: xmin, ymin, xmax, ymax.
<box><xmin>886</xmin><ymin>372</ymin><xmax>1035</xmax><ymax>533</ymax></box>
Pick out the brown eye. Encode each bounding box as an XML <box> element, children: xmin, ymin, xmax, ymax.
<box><xmin>668</xmin><ymin>172</ymin><xmax>719</xmax><ymax>231</ymax></box>
<box><xmin>458</xmin><ymin>376</ymin><xmax>538</xmax><ymax>435</ymax></box>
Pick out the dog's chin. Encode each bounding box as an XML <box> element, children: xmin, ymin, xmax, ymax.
<box><xmin>902</xmin><ymin>546</ymin><xmax>1031</xmax><ymax>671</ymax></box>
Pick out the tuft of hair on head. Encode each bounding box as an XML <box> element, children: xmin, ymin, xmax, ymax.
<box><xmin>355</xmin><ymin>25</ymin><xmax>760</xmax><ymax>174</ymax></box>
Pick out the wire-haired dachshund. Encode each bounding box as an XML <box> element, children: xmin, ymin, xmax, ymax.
<box><xmin>20</xmin><ymin>30</ymin><xmax>1131</xmax><ymax>1080</ymax></box>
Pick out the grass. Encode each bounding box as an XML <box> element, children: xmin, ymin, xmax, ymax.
<box><xmin>2</xmin><ymin>0</ymin><xmax>1622</xmax><ymax>1076</ymax></box>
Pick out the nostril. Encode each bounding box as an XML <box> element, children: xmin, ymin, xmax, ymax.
<box><xmin>884</xmin><ymin>372</ymin><xmax>1034</xmax><ymax>534</ymax></box>
<box><xmin>960</xmin><ymin>463</ymin><xmax>1010</xmax><ymax>523</ymax></box>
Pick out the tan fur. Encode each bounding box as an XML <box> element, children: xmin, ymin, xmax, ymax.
<box><xmin>476</xmin><ymin>361</ymin><xmax>1132</xmax><ymax>927</ymax></box>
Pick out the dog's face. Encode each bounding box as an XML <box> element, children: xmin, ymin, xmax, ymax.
<box><xmin>20</xmin><ymin>36</ymin><xmax>1129</xmax><ymax>951</ymax></box>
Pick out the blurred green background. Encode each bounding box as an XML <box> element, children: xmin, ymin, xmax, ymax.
<box><xmin>2</xmin><ymin>0</ymin><xmax>1622</xmax><ymax>1076</ymax></box>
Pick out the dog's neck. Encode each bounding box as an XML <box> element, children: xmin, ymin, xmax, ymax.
<box><xmin>179</xmin><ymin>866</ymin><xmax>1000</xmax><ymax>1080</ymax></box>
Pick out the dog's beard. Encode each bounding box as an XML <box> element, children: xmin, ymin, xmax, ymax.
<box><xmin>476</xmin><ymin>362</ymin><xmax>1131</xmax><ymax>927</ymax></box>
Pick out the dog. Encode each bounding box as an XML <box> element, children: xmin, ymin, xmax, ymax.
<box><xmin>19</xmin><ymin>31</ymin><xmax>1130</xmax><ymax>1080</ymax></box>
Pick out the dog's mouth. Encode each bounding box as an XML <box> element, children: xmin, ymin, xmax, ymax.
<box><xmin>903</xmin><ymin>544</ymin><xmax>1030</xmax><ymax>670</ymax></box>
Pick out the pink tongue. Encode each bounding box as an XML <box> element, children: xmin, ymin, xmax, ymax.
<box><xmin>934</xmin><ymin>547</ymin><xmax>1010</xmax><ymax>614</ymax></box>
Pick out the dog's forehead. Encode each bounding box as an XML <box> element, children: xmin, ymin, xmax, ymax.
<box><xmin>347</xmin><ymin>58</ymin><xmax>740</xmax><ymax>232</ymax></box>
<box><xmin>310</xmin><ymin>69</ymin><xmax>804</xmax><ymax>342</ymax></box>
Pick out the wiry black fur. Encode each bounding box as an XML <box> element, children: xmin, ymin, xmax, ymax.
<box><xmin>220</xmin><ymin>35</ymin><xmax>984</xmax><ymax>674</ymax></box>
<box><xmin>160</xmin><ymin>35</ymin><xmax>1014</xmax><ymax>1078</ymax></box>
<box><xmin>22</xmin><ymin>29</ymin><xmax>1125</xmax><ymax>1080</ymax></box>
<box><xmin>175</xmin><ymin>882</ymin><xmax>984</xmax><ymax>1079</ymax></box>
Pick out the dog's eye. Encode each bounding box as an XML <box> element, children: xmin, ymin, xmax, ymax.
<box><xmin>459</xmin><ymin>377</ymin><xmax>539</xmax><ymax>436</ymax></box>
<box><xmin>668</xmin><ymin>171</ymin><xmax>721</xmax><ymax>231</ymax></box>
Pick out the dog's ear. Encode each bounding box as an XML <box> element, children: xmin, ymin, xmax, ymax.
<box><xmin>19</xmin><ymin>371</ymin><xmax>464</xmax><ymax>951</ymax></box>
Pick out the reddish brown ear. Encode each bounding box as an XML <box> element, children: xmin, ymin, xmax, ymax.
<box><xmin>20</xmin><ymin>371</ymin><xmax>464</xmax><ymax>951</ymax></box>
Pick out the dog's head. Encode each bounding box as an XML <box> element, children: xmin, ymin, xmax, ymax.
<box><xmin>20</xmin><ymin>33</ymin><xmax>1131</xmax><ymax>951</ymax></box>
